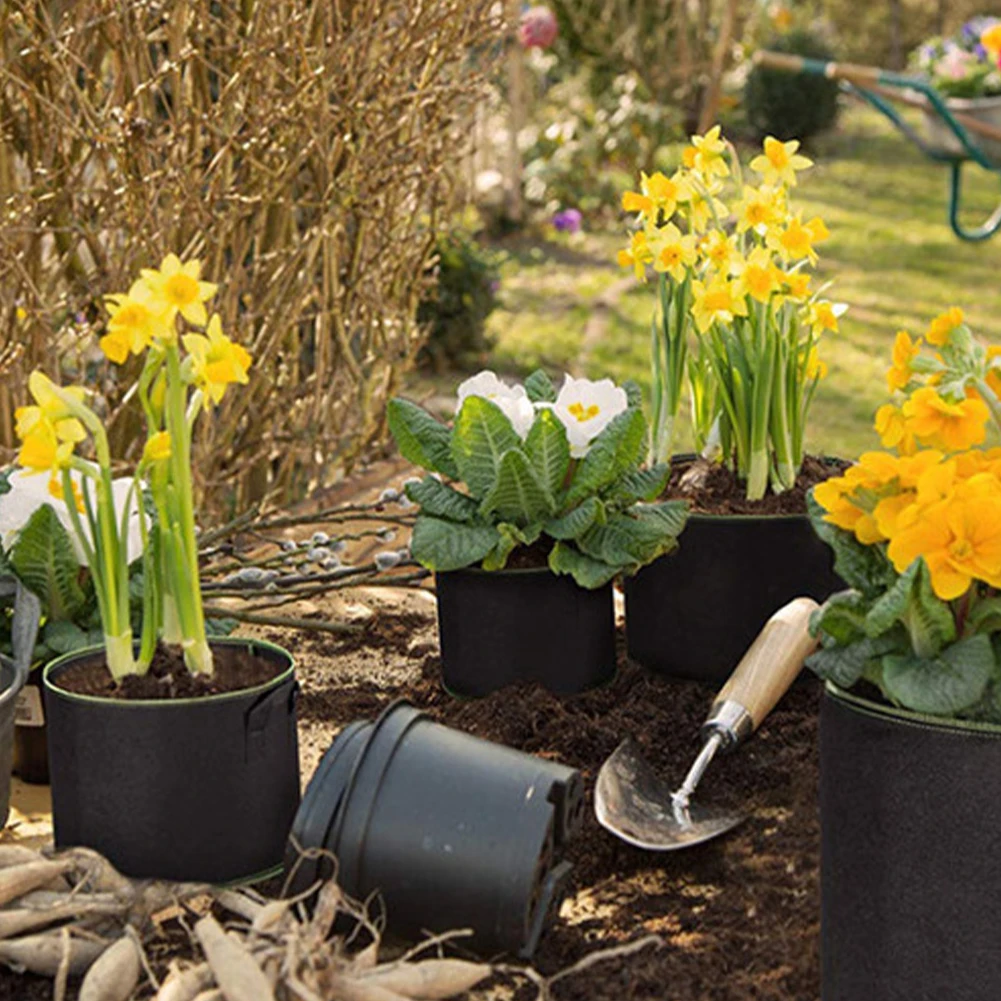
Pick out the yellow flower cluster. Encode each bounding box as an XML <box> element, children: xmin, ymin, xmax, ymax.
<box><xmin>618</xmin><ymin>130</ymin><xmax>838</xmax><ymax>375</ymax></box>
<box><xmin>815</xmin><ymin>308</ymin><xmax>1001</xmax><ymax>600</ymax></box>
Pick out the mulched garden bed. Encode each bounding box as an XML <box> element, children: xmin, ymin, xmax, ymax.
<box><xmin>1</xmin><ymin>594</ymin><xmax>822</xmax><ymax>1001</ymax></box>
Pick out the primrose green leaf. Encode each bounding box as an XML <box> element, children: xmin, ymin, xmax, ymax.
<box><xmin>525</xmin><ymin>408</ymin><xmax>571</xmax><ymax>498</ymax></box>
<box><xmin>405</xmin><ymin>476</ymin><xmax>480</xmax><ymax>525</ymax></box>
<box><xmin>40</xmin><ymin>619</ymin><xmax>90</xmax><ymax>656</ymax></box>
<box><xmin>480</xmin><ymin>448</ymin><xmax>555</xmax><ymax>524</ymax></box>
<box><xmin>806</xmin><ymin>631</ymin><xmax>904</xmax><ymax>689</ymax></box>
<box><xmin>631</xmin><ymin>500</ymin><xmax>688</xmax><ymax>539</ymax></box>
<box><xmin>864</xmin><ymin>562</ymin><xmax>919</xmax><ymax>638</ymax></box>
<box><xmin>578</xmin><ymin>508</ymin><xmax>679</xmax><ymax>568</ymax></box>
<box><xmin>387</xmin><ymin>399</ymin><xmax>458</xmax><ymax>479</ymax></box>
<box><xmin>565</xmin><ymin>407</ymin><xmax>647</xmax><ymax>507</ymax></box>
<box><xmin>410</xmin><ymin>516</ymin><xmax>500</xmax><ymax>572</ymax></box>
<box><xmin>524</xmin><ymin>369</ymin><xmax>557</xmax><ymax>404</ymax></box>
<box><xmin>807</xmin><ymin>494</ymin><xmax>898</xmax><ymax>597</ymax></box>
<box><xmin>882</xmin><ymin>634</ymin><xmax>995</xmax><ymax>716</ymax></box>
<box><xmin>865</xmin><ymin>560</ymin><xmax>955</xmax><ymax>658</ymax></box>
<box><xmin>548</xmin><ymin>541</ymin><xmax>620</xmax><ymax>589</ymax></box>
<box><xmin>623</xmin><ymin>380</ymin><xmax>644</xmax><ymax>410</ymax></box>
<box><xmin>811</xmin><ymin>589</ymin><xmax>871</xmax><ymax>645</ymax></box>
<box><xmin>605</xmin><ymin>464</ymin><xmax>670</xmax><ymax>505</ymax></box>
<box><xmin>9</xmin><ymin>505</ymin><xmax>85</xmax><ymax>621</ymax></box>
<box><xmin>545</xmin><ymin>497</ymin><xmax>606</xmax><ymax>541</ymax></box>
<box><xmin>451</xmin><ymin>396</ymin><xmax>523</xmax><ymax>499</ymax></box>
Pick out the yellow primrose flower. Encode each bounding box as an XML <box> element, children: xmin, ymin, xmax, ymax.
<box><xmin>182</xmin><ymin>314</ymin><xmax>253</xmax><ymax>407</ymax></box>
<box><xmin>143</xmin><ymin>431</ymin><xmax>172</xmax><ymax>463</ymax></box>
<box><xmin>617</xmin><ymin>230</ymin><xmax>653</xmax><ymax>281</ymax></box>
<box><xmin>736</xmin><ymin>247</ymin><xmax>781</xmax><ymax>303</ymax></box>
<box><xmin>48</xmin><ymin>474</ymin><xmax>86</xmax><ymax>514</ymax></box>
<box><xmin>983</xmin><ymin>23</ymin><xmax>1001</xmax><ymax>57</ymax></box>
<box><xmin>691</xmin><ymin>274</ymin><xmax>748</xmax><ymax>332</ymax></box>
<box><xmin>806</xmin><ymin>300</ymin><xmax>842</xmax><ymax>336</ymax></box>
<box><xmin>887</xmin><ymin>496</ymin><xmax>1001</xmax><ymax>599</ymax></box>
<box><xmin>140</xmin><ymin>254</ymin><xmax>218</xmax><ymax>327</ymax></box>
<box><xmin>813</xmin><ymin>475</ymin><xmax>878</xmax><ymax>541</ymax></box>
<box><xmin>750</xmin><ymin>137</ymin><xmax>813</xmax><ymax>188</ymax></box>
<box><xmin>875</xmin><ymin>402</ymin><xmax>917</xmax><ymax>455</ymax></box>
<box><xmin>649</xmin><ymin>223</ymin><xmax>698</xmax><ymax>282</ymax></box>
<box><xmin>700</xmin><ymin>231</ymin><xmax>740</xmax><ymax>273</ymax></box>
<box><xmin>985</xmin><ymin>344</ymin><xmax>1001</xmax><ymax>400</ymax></box>
<box><xmin>688</xmin><ymin>126</ymin><xmax>729</xmax><ymax>180</ymax></box>
<box><xmin>769</xmin><ymin>214</ymin><xmax>828</xmax><ymax>264</ymax></box>
<box><xmin>887</xmin><ymin>331</ymin><xmax>920</xmax><ymax>392</ymax></box>
<box><xmin>925</xmin><ymin>306</ymin><xmax>964</xmax><ymax>347</ymax></box>
<box><xmin>805</xmin><ymin>345</ymin><xmax>828</xmax><ymax>380</ymax></box>
<box><xmin>102</xmin><ymin>281</ymin><xmax>172</xmax><ymax>363</ymax></box>
<box><xmin>902</xmin><ymin>387</ymin><xmax>990</xmax><ymax>452</ymax></box>
<box><xmin>621</xmin><ymin>171</ymin><xmax>688</xmax><ymax>220</ymax></box>
<box><xmin>736</xmin><ymin>184</ymin><xmax>784</xmax><ymax>235</ymax></box>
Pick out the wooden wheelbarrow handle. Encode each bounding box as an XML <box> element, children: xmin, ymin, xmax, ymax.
<box><xmin>753</xmin><ymin>50</ymin><xmax>1001</xmax><ymax>146</ymax></box>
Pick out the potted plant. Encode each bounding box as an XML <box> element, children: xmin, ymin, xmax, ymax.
<box><xmin>910</xmin><ymin>17</ymin><xmax>1001</xmax><ymax>162</ymax></box>
<box><xmin>387</xmin><ymin>369</ymin><xmax>688</xmax><ymax>696</ymax></box>
<box><xmin>807</xmin><ymin>307</ymin><xmax>1001</xmax><ymax>1000</ymax></box>
<box><xmin>9</xmin><ymin>255</ymin><xmax>300</xmax><ymax>882</ymax></box>
<box><xmin>0</xmin><ymin>468</ymin><xmax>144</xmax><ymax>783</ymax></box>
<box><xmin>619</xmin><ymin>126</ymin><xmax>845</xmax><ymax>683</ymax></box>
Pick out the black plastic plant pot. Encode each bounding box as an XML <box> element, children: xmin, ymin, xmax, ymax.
<box><xmin>287</xmin><ymin>701</ymin><xmax>584</xmax><ymax>959</ymax></box>
<box><xmin>625</xmin><ymin>512</ymin><xmax>842</xmax><ymax>685</ymax></box>
<box><xmin>435</xmin><ymin>567</ymin><xmax>615</xmax><ymax>697</ymax></box>
<box><xmin>43</xmin><ymin>638</ymin><xmax>300</xmax><ymax>883</ymax></box>
<box><xmin>820</xmin><ymin>683</ymin><xmax>1001</xmax><ymax>1001</ymax></box>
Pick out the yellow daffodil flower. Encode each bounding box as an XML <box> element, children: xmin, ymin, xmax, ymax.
<box><xmin>902</xmin><ymin>387</ymin><xmax>990</xmax><ymax>452</ymax></box>
<box><xmin>141</xmin><ymin>254</ymin><xmax>218</xmax><ymax>327</ymax></box>
<box><xmin>691</xmin><ymin>274</ymin><xmax>748</xmax><ymax>332</ymax></box>
<box><xmin>735</xmin><ymin>247</ymin><xmax>781</xmax><ymax>303</ymax></box>
<box><xmin>102</xmin><ymin>281</ymin><xmax>172</xmax><ymax>363</ymax></box>
<box><xmin>736</xmin><ymin>184</ymin><xmax>784</xmax><ymax>235</ymax></box>
<box><xmin>769</xmin><ymin>214</ymin><xmax>828</xmax><ymax>264</ymax></box>
<box><xmin>887</xmin><ymin>331</ymin><xmax>920</xmax><ymax>392</ymax></box>
<box><xmin>14</xmin><ymin>372</ymin><xmax>87</xmax><ymax>465</ymax></box>
<box><xmin>143</xmin><ymin>431</ymin><xmax>172</xmax><ymax>463</ymax></box>
<box><xmin>887</xmin><ymin>495</ymin><xmax>1001</xmax><ymax>599</ymax></box>
<box><xmin>182</xmin><ymin>314</ymin><xmax>253</xmax><ymax>407</ymax></box>
<box><xmin>688</xmin><ymin>126</ymin><xmax>730</xmax><ymax>180</ymax></box>
<box><xmin>925</xmin><ymin>306</ymin><xmax>964</xmax><ymax>347</ymax></box>
<box><xmin>779</xmin><ymin>269</ymin><xmax>812</xmax><ymax>302</ymax></box>
<box><xmin>750</xmin><ymin>137</ymin><xmax>813</xmax><ymax>188</ymax></box>
<box><xmin>617</xmin><ymin>230</ymin><xmax>653</xmax><ymax>280</ymax></box>
<box><xmin>806</xmin><ymin>300</ymin><xmax>843</xmax><ymax>336</ymax></box>
<box><xmin>700</xmin><ymin>231</ymin><xmax>740</xmax><ymax>273</ymax></box>
<box><xmin>685</xmin><ymin>178</ymin><xmax>728</xmax><ymax>234</ymax></box>
<box><xmin>649</xmin><ymin>223</ymin><xmax>698</xmax><ymax>282</ymax></box>
<box><xmin>621</xmin><ymin>170</ymin><xmax>689</xmax><ymax>220</ymax></box>
<box><xmin>805</xmin><ymin>345</ymin><xmax>828</xmax><ymax>380</ymax></box>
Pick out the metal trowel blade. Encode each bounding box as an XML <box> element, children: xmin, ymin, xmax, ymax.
<box><xmin>594</xmin><ymin>738</ymin><xmax>746</xmax><ymax>851</ymax></box>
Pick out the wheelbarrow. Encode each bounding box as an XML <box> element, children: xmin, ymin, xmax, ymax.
<box><xmin>755</xmin><ymin>50</ymin><xmax>1001</xmax><ymax>242</ymax></box>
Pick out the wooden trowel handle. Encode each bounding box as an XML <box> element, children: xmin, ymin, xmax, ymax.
<box><xmin>710</xmin><ymin>597</ymin><xmax>820</xmax><ymax>736</ymax></box>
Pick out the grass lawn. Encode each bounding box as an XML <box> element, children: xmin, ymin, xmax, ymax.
<box><xmin>485</xmin><ymin>105</ymin><xmax>1001</xmax><ymax>459</ymax></box>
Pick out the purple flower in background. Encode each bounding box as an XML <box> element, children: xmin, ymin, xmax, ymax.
<box><xmin>975</xmin><ymin>42</ymin><xmax>988</xmax><ymax>60</ymax></box>
<box><xmin>552</xmin><ymin>208</ymin><xmax>582</xmax><ymax>234</ymax></box>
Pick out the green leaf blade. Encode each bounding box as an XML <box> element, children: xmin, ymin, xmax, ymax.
<box><xmin>410</xmin><ymin>517</ymin><xmax>500</xmax><ymax>572</ymax></box>
<box><xmin>450</xmin><ymin>396</ymin><xmax>523</xmax><ymax>499</ymax></box>
<box><xmin>524</xmin><ymin>369</ymin><xmax>557</xmax><ymax>404</ymax></box>
<box><xmin>525</xmin><ymin>408</ymin><xmax>571</xmax><ymax>499</ymax></box>
<box><xmin>480</xmin><ymin>448</ymin><xmax>554</xmax><ymax>524</ymax></box>
<box><xmin>9</xmin><ymin>505</ymin><xmax>85</xmax><ymax>621</ymax></box>
<box><xmin>405</xmin><ymin>476</ymin><xmax>480</xmax><ymax>525</ymax></box>
<box><xmin>565</xmin><ymin>407</ymin><xmax>646</xmax><ymax>507</ymax></box>
<box><xmin>387</xmin><ymin>399</ymin><xmax>459</xmax><ymax>479</ymax></box>
<box><xmin>548</xmin><ymin>541</ymin><xmax>619</xmax><ymax>589</ymax></box>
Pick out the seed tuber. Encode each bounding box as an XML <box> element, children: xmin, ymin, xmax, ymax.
<box><xmin>79</xmin><ymin>935</ymin><xmax>141</xmax><ymax>1001</ymax></box>
<box><xmin>0</xmin><ymin>900</ymin><xmax>126</xmax><ymax>939</ymax></box>
<box><xmin>155</xmin><ymin>962</ymin><xmax>214</xmax><ymax>1001</ymax></box>
<box><xmin>0</xmin><ymin>860</ymin><xmax>75</xmax><ymax>908</ymax></box>
<box><xmin>195</xmin><ymin>915</ymin><xmax>274</xmax><ymax>1001</ymax></box>
<box><xmin>0</xmin><ymin>932</ymin><xmax>107</xmax><ymax>976</ymax></box>
<box><xmin>357</xmin><ymin>959</ymin><xmax>493</xmax><ymax>999</ymax></box>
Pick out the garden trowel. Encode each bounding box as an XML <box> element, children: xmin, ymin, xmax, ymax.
<box><xmin>595</xmin><ymin>596</ymin><xmax>819</xmax><ymax>850</ymax></box>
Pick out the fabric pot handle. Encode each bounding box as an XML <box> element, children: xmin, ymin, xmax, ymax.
<box><xmin>244</xmin><ymin>678</ymin><xmax>299</xmax><ymax>764</ymax></box>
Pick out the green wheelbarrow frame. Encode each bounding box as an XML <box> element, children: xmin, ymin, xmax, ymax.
<box><xmin>755</xmin><ymin>51</ymin><xmax>1001</xmax><ymax>242</ymax></box>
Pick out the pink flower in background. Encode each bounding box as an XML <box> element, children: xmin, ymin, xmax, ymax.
<box><xmin>936</xmin><ymin>48</ymin><xmax>977</xmax><ymax>81</ymax></box>
<box><xmin>518</xmin><ymin>6</ymin><xmax>558</xmax><ymax>49</ymax></box>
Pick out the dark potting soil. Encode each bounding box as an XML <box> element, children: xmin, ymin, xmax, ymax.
<box><xmin>667</xmin><ymin>453</ymin><xmax>849</xmax><ymax>516</ymax></box>
<box><xmin>500</xmin><ymin>537</ymin><xmax>553</xmax><ymax>570</ymax></box>
<box><xmin>52</xmin><ymin>642</ymin><xmax>283</xmax><ymax>700</ymax></box>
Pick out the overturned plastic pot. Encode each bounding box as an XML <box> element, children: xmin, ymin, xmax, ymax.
<box><xmin>0</xmin><ymin>656</ymin><xmax>29</xmax><ymax>829</ymax></box>
<box><xmin>44</xmin><ymin>638</ymin><xmax>300</xmax><ymax>883</ymax></box>
<box><xmin>287</xmin><ymin>701</ymin><xmax>584</xmax><ymax>958</ymax></box>
<box><xmin>1</xmin><ymin>577</ymin><xmax>39</xmax><ymax>814</ymax></box>
<box><xmin>436</xmin><ymin>567</ymin><xmax>615</xmax><ymax>697</ymax></box>
<box><xmin>625</xmin><ymin>512</ymin><xmax>842</xmax><ymax>685</ymax></box>
<box><xmin>821</xmin><ymin>683</ymin><xmax>1001</xmax><ymax>1001</ymax></box>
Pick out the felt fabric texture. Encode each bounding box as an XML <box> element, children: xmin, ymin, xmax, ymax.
<box><xmin>821</xmin><ymin>688</ymin><xmax>1001</xmax><ymax>1001</ymax></box>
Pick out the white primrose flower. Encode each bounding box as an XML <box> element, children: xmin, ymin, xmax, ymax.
<box><xmin>551</xmin><ymin>375</ymin><xmax>629</xmax><ymax>458</ymax></box>
<box><xmin>0</xmin><ymin>467</ymin><xmax>143</xmax><ymax>567</ymax></box>
<box><xmin>455</xmin><ymin>370</ymin><xmax>535</xmax><ymax>439</ymax></box>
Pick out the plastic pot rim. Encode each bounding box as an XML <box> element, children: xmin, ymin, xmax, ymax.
<box><xmin>42</xmin><ymin>637</ymin><xmax>295</xmax><ymax>709</ymax></box>
<box><xmin>825</xmin><ymin>680</ymin><xmax>1001</xmax><ymax>738</ymax></box>
<box><xmin>0</xmin><ymin>655</ymin><xmax>29</xmax><ymax>713</ymax></box>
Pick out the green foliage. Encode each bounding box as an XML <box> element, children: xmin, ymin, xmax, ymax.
<box><xmin>744</xmin><ymin>29</ymin><xmax>841</xmax><ymax>142</ymax></box>
<box><xmin>417</xmin><ymin>230</ymin><xmax>500</xmax><ymax>371</ymax></box>
<box><xmin>8</xmin><ymin>506</ymin><xmax>85</xmax><ymax>624</ymax></box>
<box><xmin>392</xmin><ymin>372</ymin><xmax>688</xmax><ymax>587</ymax></box>
<box><xmin>808</xmin><ymin>494</ymin><xmax>1001</xmax><ymax>722</ymax></box>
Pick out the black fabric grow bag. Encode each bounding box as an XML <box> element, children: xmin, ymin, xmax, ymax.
<box><xmin>820</xmin><ymin>684</ymin><xmax>1001</xmax><ymax>1001</ymax></box>
<box><xmin>625</xmin><ymin>512</ymin><xmax>842</xmax><ymax>685</ymax></box>
<box><xmin>287</xmin><ymin>701</ymin><xmax>584</xmax><ymax>958</ymax></box>
<box><xmin>44</xmin><ymin>638</ymin><xmax>300</xmax><ymax>883</ymax></box>
<box><xmin>436</xmin><ymin>567</ymin><xmax>615</xmax><ymax>697</ymax></box>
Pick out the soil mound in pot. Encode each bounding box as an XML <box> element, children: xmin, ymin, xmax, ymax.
<box><xmin>668</xmin><ymin>454</ymin><xmax>848</xmax><ymax>515</ymax></box>
<box><xmin>53</xmin><ymin>643</ymin><xmax>282</xmax><ymax>700</ymax></box>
